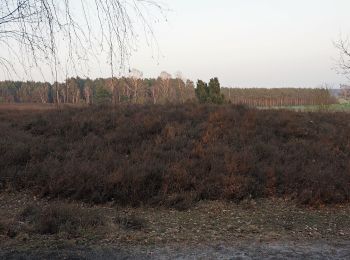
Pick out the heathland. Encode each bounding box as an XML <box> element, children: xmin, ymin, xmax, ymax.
<box><xmin>1</xmin><ymin>104</ymin><xmax>350</xmax><ymax>206</ymax></box>
<box><xmin>1</xmin><ymin>103</ymin><xmax>350</xmax><ymax>258</ymax></box>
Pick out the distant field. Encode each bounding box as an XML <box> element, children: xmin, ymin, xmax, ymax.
<box><xmin>0</xmin><ymin>103</ymin><xmax>86</xmax><ymax>111</ymax></box>
<box><xmin>259</xmin><ymin>102</ymin><xmax>350</xmax><ymax>112</ymax></box>
<box><xmin>0</xmin><ymin>103</ymin><xmax>56</xmax><ymax>111</ymax></box>
<box><xmin>2</xmin><ymin>102</ymin><xmax>350</xmax><ymax>112</ymax></box>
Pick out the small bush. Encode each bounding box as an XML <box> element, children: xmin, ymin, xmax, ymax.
<box><xmin>0</xmin><ymin>220</ymin><xmax>5</xmax><ymax>235</ymax></box>
<box><xmin>18</xmin><ymin>204</ymin><xmax>41</xmax><ymax>223</ymax></box>
<box><xmin>3</xmin><ymin>221</ymin><xmax>21</xmax><ymax>238</ymax></box>
<box><xmin>19</xmin><ymin>204</ymin><xmax>104</xmax><ymax>235</ymax></box>
<box><xmin>115</xmin><ymin>215</ymin><xmax>147</xmax><ymax>231</ymax></box>
<box><xmin>164</xmin><ymin>193</ymin><xmax>195</xmax><ymax>211</ymax></box>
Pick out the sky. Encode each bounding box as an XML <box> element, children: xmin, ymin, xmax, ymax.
<box><xmin>128</xmin><ymin>0</ymin><xmax>350</xmax><ymax>88</ymax></box>
<box><xmin>1</xmin><ymin>0</ymin><xmax>350</xmax><ymax>88</ymax></box>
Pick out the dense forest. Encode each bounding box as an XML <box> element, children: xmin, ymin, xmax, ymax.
<box><xmin>0</xmin><ymin>75</ymin><xmax>338</xmax><ymax>107</ymax></box>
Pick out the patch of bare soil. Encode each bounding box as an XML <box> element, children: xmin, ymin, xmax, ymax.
<box><xmin>0</xmin><ymin>192</ymin><xmax>350</xmax><ymax>259</ymax></box>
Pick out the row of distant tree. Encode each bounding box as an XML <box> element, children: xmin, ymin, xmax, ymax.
<box><xmin>0</xmin><ymin>72</ymin><xmax>343</xmax><ymax>107</ymax></box>
<box><xmin>0</xmin><ymin>71</ymin><xmax>197</xmax><ymax>105</ymax></box>
<box><xmin>221</xmin><ymin>88</ymin><xmax>338</xmax><ymax>107</ymax></box>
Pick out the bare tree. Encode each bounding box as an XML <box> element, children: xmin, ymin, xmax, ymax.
<box><xmin>175</xmin><ymin>71</ymin><xmax>186</xmax><ymax>103</ymax></box>
<box><xmin>340</xmin><ymin>84</ymin><xmax>350</xmax><ymax>100</ymax></box>
<box><xmin>0</xmin><ymin>0</ymin><xmax>165</xmax><ymax>96</ymax></box>
<box><xmin>335</xmin><ymin>36</ymin><xmax>350</xmax><ymax>80</ymax></box>
<box><xmin>160</xmin><ymin>71</ymin><xmax>172</xmax><ymax>81</ymax></box>
<box><xmin>84</xmin><ymin>79</ymin><xmax>93</xmax><ymax>105</ymax></box>
<box><xmin>129</xmin><ymin>68</ymin><xmax>143</xmax><ymax>103</ymax></box>
<box><xmin>130</xmin><ymin>68</ymin><xmax>144</xmax><ymax>80</ymax></box>
<box><xmin>159</xmin><ymin>71</ymin><xmax>171</xmax><ymax>101</ymax></box>
<box><xmin>335</xmin><ymin>36</ymin><xmax>350</xmax><ymax>100</ymax></box>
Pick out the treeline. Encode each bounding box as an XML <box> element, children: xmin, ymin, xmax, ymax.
<box><xmin>0</xmin><ymin>76</ymin><xmax>196</xmax><ymax>105</ymax></box>
<box><xmin>0</xmin><ymin>76</ymin><xmax>338</xmax><ymax>107</ymax></box>
<box><xmin>221</xmin><ymin>88</ymin><xmax>337</xmax><ymax>107</ymax></box>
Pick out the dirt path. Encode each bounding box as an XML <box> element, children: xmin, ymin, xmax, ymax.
<box><xmin>1</xmin><ymin>241</ymin><xmax>350</xmax><ymax>259</ymax></box>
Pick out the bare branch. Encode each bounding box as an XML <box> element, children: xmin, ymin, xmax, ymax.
<box><xmin>0</xmin><ymin>0</ymin><xmax>165</xmax><ymax>82</ymax></box>
<box><xmin>335</xmin><ymin>36</ymin><xmax>350</xmax><ymax>80</ymax></box>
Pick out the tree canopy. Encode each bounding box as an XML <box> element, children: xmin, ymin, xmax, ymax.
<box><xmin>195</xmin><ymin>78</ymin><xmax>225</xmax><ymax>104</ymax></box>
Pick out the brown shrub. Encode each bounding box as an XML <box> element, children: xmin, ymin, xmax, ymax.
<box><xmin>1</xmin><ymin>104</ymin><xmax>350</xmax><ymax>207</ymax></box>
<box><xmin>19</xmin><ymin>203</ymin><xmax>104</xmax><ymax>235</ymax></box>
<box><xmin>114</xmin><ymin>215</ymin><xmax>147</xmax><ymax>230</ymax></box>
<box><xmin>18</xmin><ymin>204</ymin><xmax>41</xmax><ymax>223</ymax></box>
<box><xmin>0</xmin><ymin>220</ymin><xmax>5</xmax><ymax>235</ymax></box>
<box><xmin>163</xmin><ymin>193</ymin><xmax>196</xmax><ymax>211</ymax></box>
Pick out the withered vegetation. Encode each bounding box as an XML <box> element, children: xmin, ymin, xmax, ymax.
<box><xmin>1</xmin><ymin>104</ymin><xmax>350</xmax><ymax>207</ymax></box>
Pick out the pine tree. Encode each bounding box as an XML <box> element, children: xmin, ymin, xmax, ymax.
<box><xmin>208</xmin><ymin>77</ymin><xmax>225</xmax><ymax>104</ymax></box>
<box><xmin>195</xmin><ymin>80</ymin><xmax>209</xmax><ymax>103</ymax></box>
<box><xmin>195</xmin><ymin>78</ymin><xmax>225</xmax><ymax>104</ymax></box>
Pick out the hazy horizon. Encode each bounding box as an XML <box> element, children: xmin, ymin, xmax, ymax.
<box><xmin>1</xmin><ymin>0</ymin><xmax>350</xmax><ymax>88</ymax></box>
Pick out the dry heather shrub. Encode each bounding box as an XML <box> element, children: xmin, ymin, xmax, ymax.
<box><xmin>162</xmin><ymin>164</ymin><xmax>192</xmax><ymax>194</ymax></box>
<box><xmin>114</xmin><ymin>215</ymin><xmax>147</xmax><ymax>231</ymax></box>
<box><xmin>164</xmin><ymin>193</ymin><xmax>196</xmax><ymax>211</ymax></box>
<box><xmin>1</xmin><ymin>104</ymin><xmax>350</xmax><ymax>207</ymax></box>
<box><xmin>19</xmin><ymin>204</ymin><xmax>104</xmax><ymax>235</ymax></box>
<box><xmin>222</xmin><ymin>175</ymin><xmax>257</xmax><ymax>201</ymax></box>
<box><xmin>18</xmin><ymin>204</ymin><xmax>41</xmax><ymax>223</ymax></box>
<box><xmin>0</xmin><ymin>220</ymin><xmax>6</xmax><ymax>235</ymax></box>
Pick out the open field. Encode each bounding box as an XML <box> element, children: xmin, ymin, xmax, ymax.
<box><xmin>261</xmin><ymin>103</ymin><xmax>350</xmax><ymax>112</ymax></box>
<box><xmin>0</xmin><ymin>103</ymin><xmax>86</xmax><ymax>111</ymax></box>
<box><xmin>2</xmin><ymin>102</ymin><xmax>350</xmax><ymax>113</ymax></box>
<box><xmin>0</xmin><ymin>103</ymin><xmax>56</xmax><ymax>111</ymax></box>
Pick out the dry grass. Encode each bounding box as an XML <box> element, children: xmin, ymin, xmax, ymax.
<box><xmin>24</xmin><ymin>204</ymin><xmax>105</xmax><ymax>235</ymax></box>
<box><xmin>0</xmin><ymin>193</ymin><xmax>349</xmax><ymax>248</ymax></box>
<box><xmin>0</xmin><ymin>103</ymin><xmax>86</xmax><ymax>111</ymax></box>
<box><xmin>0</xmin><ymin>103</ymin><xmax>56</xmax><ymax>111</ymax></box>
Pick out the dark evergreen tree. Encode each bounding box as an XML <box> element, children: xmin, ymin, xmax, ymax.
<box><xmin>195</xmin><ymin>80</ymin><xmax>209</xmax><ymax>103</ymax></box>
<box><xmin>195</xmin><ymin>78</ymin><xmax>225</xmax><ymax>104</ymax></box>
<box><xmin>94</xmin><ymin>85</ymin><xmax>112</xmax><ymax>104</ymax></box>
<box><xmin>208</xmin><ymin>77</ymin><xmax>225</xmax><ymax>104</ymax></box>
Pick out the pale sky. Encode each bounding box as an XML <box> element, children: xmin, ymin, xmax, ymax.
<box><xmin>129</xmin><ymin>0</ymin><xmax>350</xmax><ymax>87</ymax></box>
<box><xmin>2</xmin><ymin>0</ymin><xmax>350</xmax><ymax>87</ymax></box>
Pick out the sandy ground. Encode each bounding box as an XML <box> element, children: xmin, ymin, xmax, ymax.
<box><xmin>1</xmin><ymin>192</ymin><xmax>350</xmax><ymax>259</ymax></box>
